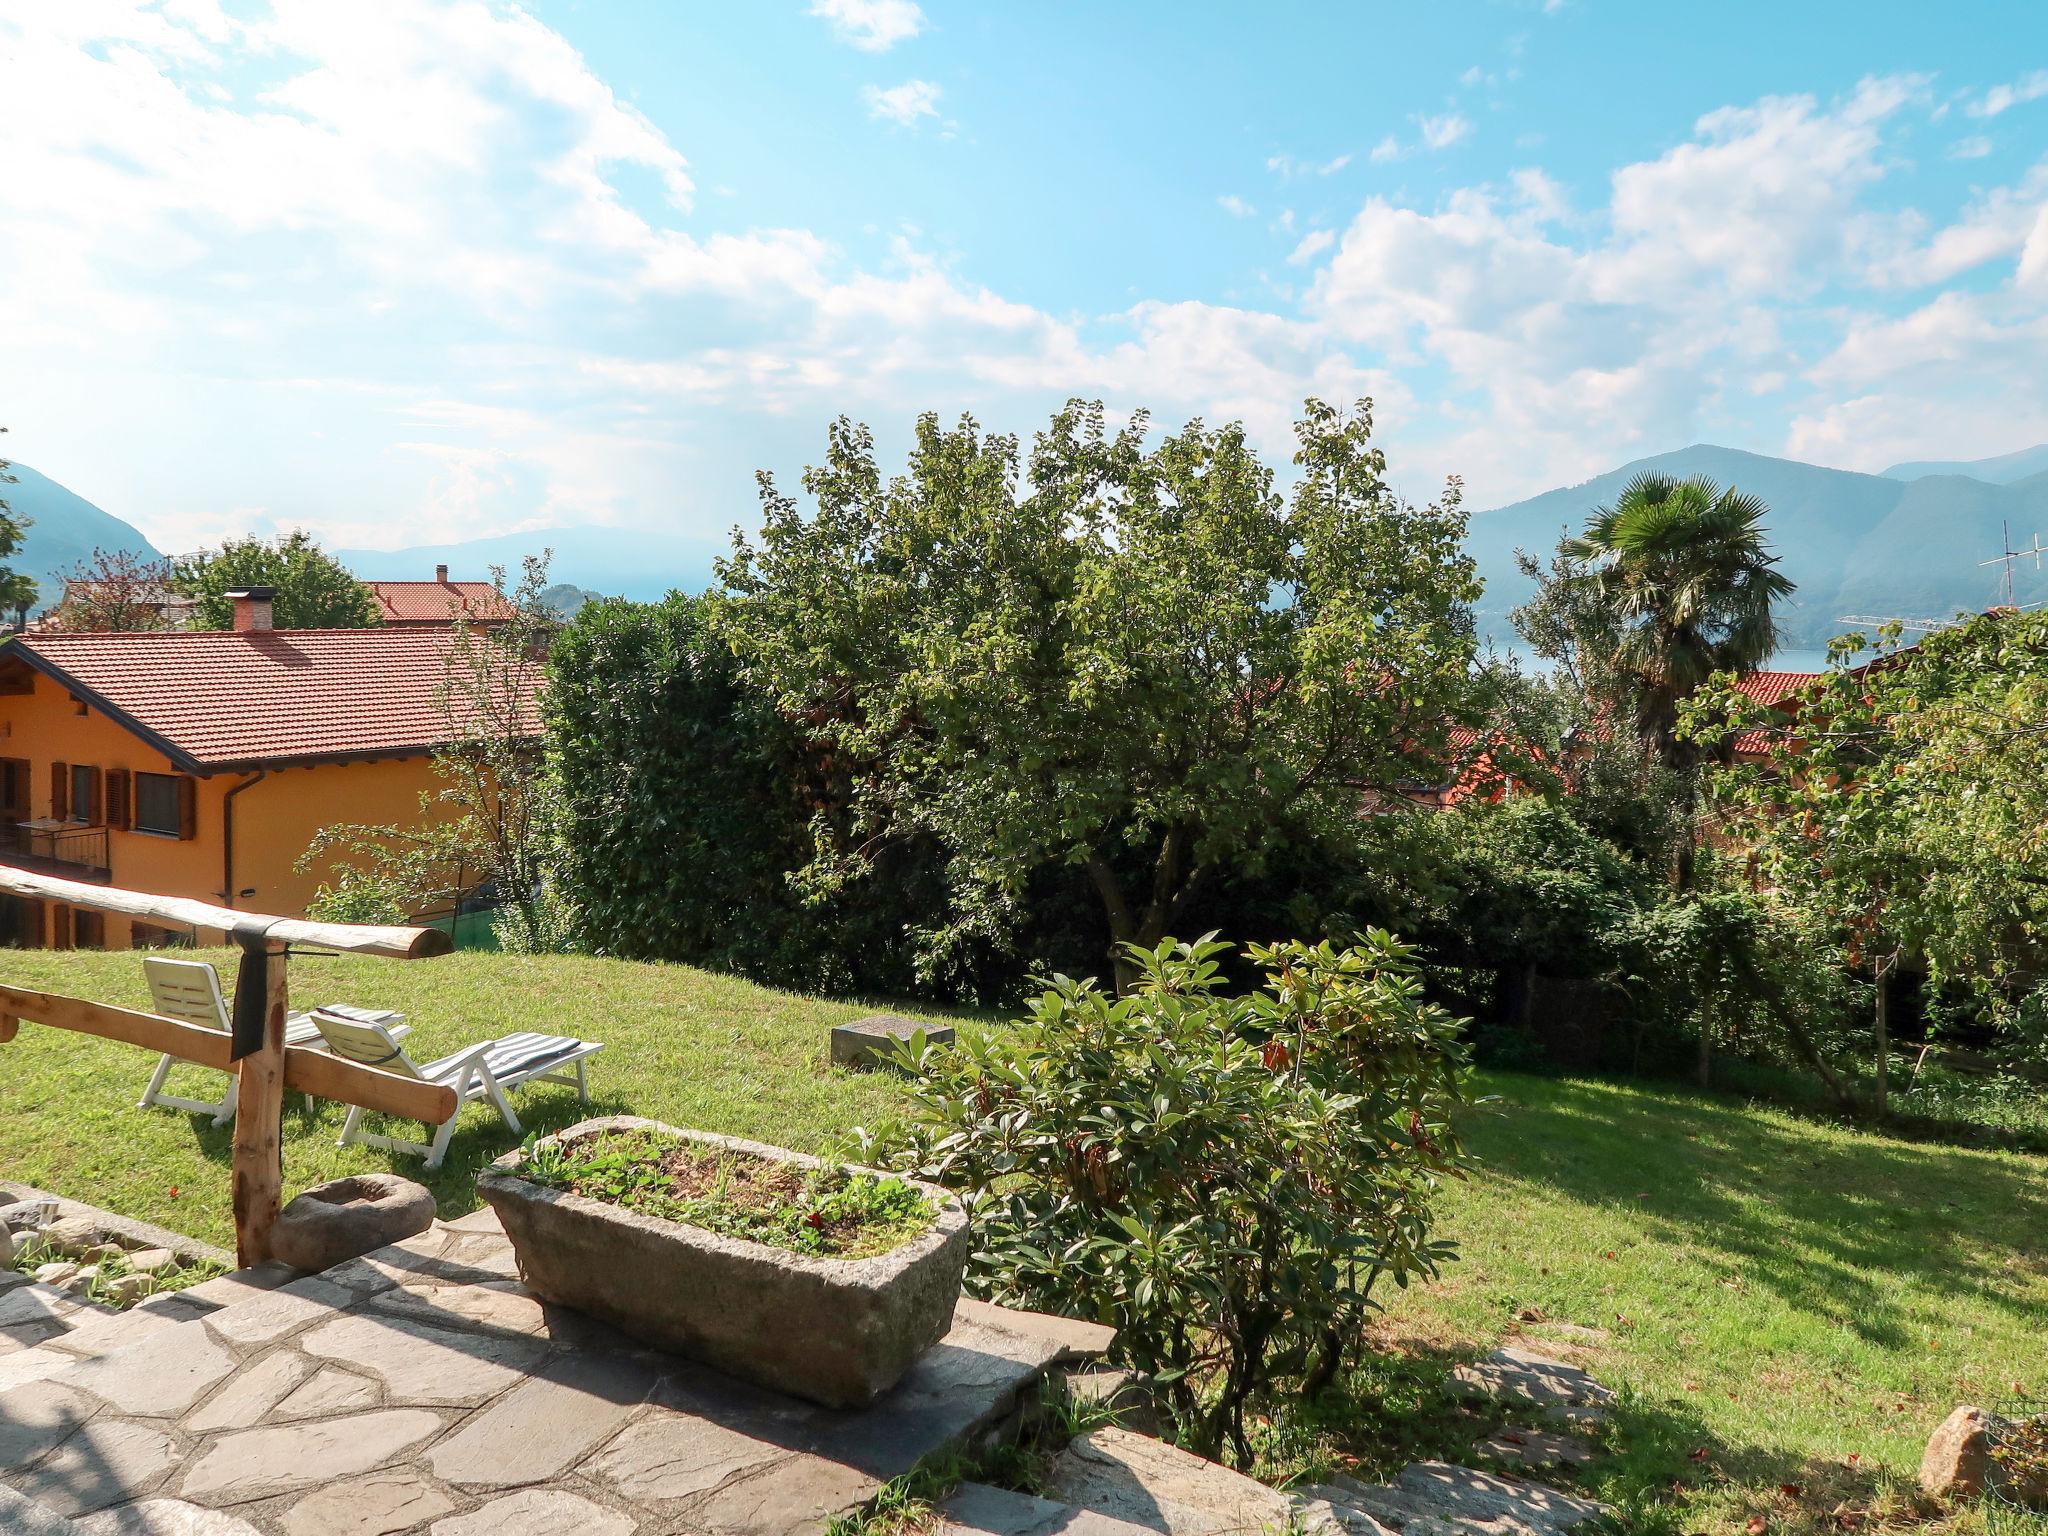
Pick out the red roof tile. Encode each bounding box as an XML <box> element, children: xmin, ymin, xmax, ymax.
<box><xmin>368</xmin><ymin>581</ymin><xmax>518</xmax><ymax>624</ymax></box>
<box><xmin>11</xmin><ymin>628</ymin><xmax>541</xmax><ymax>772</ymax></box>
<box><xmin>1731</xmin><ymin>669</ymin><xmax>1824</xmax><ymax>757</ymax></box>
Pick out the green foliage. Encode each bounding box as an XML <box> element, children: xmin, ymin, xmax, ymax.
<box><xmin>305</xmin><ymin>868</ymin><xmax>410</xmax><ymax>925</ymax></box>
<box><xmin>172</xmin><ymin>530</ymin><xmax>379</xmax><ymax>630</ymax></box>
<box><xmin>0</xmin><ymin>426</ymin><xmax>34</xmax><ymax>622</ymax></box>
<box><xmin>1693</xmin><ymin>608</ymin><xmax>2048</xmax><ymax>1078</ymax></box>
<box><xmin>872</xmin><ymin>932</ymin><xmax>1470</xmax><ymax>1466</ymax></box>
<box><xmin>520</xmin><ymin>1127</ymin><xmax>932</xmax><ymax>1260</ymax></box>
<box><xmin>299</xmin><ymin>557</ymin><xmax>562</xmax><ymax>950</ymax></box>
<box><xmin>716</xmin><ymin>398</ymin><xmax>1481</xmax><ymax>989</ymax></box>
<box><xmin>544</xmin><ymin>589</ymin><xmax>1014</xmax><ymax>998</ymax></box>
<box><xmin>1560</xmin><ymin>472</ymin><xmax>1794</xmax><ymax>763</ymax></box>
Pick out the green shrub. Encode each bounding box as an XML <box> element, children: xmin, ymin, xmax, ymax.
<box><xmin>871</xmin><ymin>932</ymin><xmax>1471</xmax><ymax>1466</ymax></box>
<box><xmin>544</xmin><ymin>592</ymin><xmax>1018</xmax><ymax>999</ymax></box>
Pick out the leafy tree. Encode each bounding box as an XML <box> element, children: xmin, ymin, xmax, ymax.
<box><xmin>173</xmin><ymin>531</ymin><xmax>379</xmax><ymax>630</ymax></box>
<box><xmin>873</xmin><ymin>932</ymin><xmax>1470</xmax><ymax>1465</ymax></box>
<box><xmin>1557</xmin><ymin>472</ymin><xmax>1794</xmax><ymax>766</ymax></box>
<box><xmin>544</xmin><ymin>591</ymin><xmax>1025</xmax><ymax>999</ymax></box>
<box><xmin>1693</xmin><ymin>610</ymin><xmax>2048</xmax><ymax>1112</ymax></box>
<box><xmin>300</xmin><ymin>557</ymin><xmax>562</xmax><ymax>950</ymax></box>
<box><xmin>716</xmin><ymin>398</ymin><xmax>1481</xmax><ymax>990</ymax></box>
<box><xmin>48</xmin><ymin>548</ymin><xmax>177</xmax><ymax>632</ymax></box>
<box><xmin>0</xmin><ymin>428</ymin><xmax>35</xmax><ymax>628</ymax></box>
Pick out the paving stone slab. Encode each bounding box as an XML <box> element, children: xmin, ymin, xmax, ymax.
<box><xmin>203</xmin><ymin>1278</ymin><xmax>357</xmax><ymax>1348</ymax></box>
<box><xmin>48</xmin><ymin>1302</ymin><xmax>195</xmax><ymax>1360</ymax></box>
<box><xmin>944</xmin><ymin>1481</ymin><xmax>1168</xmax><ymax>1536</ymax></box>
<box><xmin>176</xmin><ymin>1263</ymin><xmax>301</xmax><ymax>1312</ymax></box>
<box><xmin>1449</xmin><ymin>1347</ymin><xmax>1614</xmax><ymax>1411</ymax></box>
<box><xmin>184</xmin><ymin>1349</ymin><xmax>318</xmax><ymax>1433</ymax></box>
<box><xmin>73</xmin><ymin>1499</ymin><xmax>265</xmax><ymax>1535</ymax></box>
<box><xmin>430</xmin><ymin>1489</ymin><xmax>637</xmax><ymax>1536</ymax></box>
<box><xmin>273</xmin><ymin>1365</ymin><xmax>381</xmax><ymax>1421</ymax></box>
<box><xmin>0</xmin><ymin>1343</ymin><xmax>86</xmax><ymax>1395</ymax></box>
<box><xmin>0</xmin><ymin>1379</ymin><xmax>98</xmax><ymax>1472</ymax></box>
<box><xmin>956</xmin><ymin>1296</ymin><xmax>1114</xmax><ymax>1365</ymax></box>
<box><xmin>178</xmin><ymin>1408</ymin><xmax>446</xmax><ymax>1504</ymax></box>
<box><xmin>0</xmin><ymin>1282</ymin><xmax>91</xmax><ymax>1329</ymax></box>
<box><xmin>57</xmin><ymin>1321</ymin><xmax>238</xmax><ymax>1417</ymax></box>
<box><xmin>278</xmin><ymin>1470</ymin><xmax>456</xmax><ymax>1536</ymax></box>
<box><xmin>427</xmin><ymin>1347</ymin><xmax>664</xmax><ymax>1488</ymax></box>
<box><xmin>1049</xmin><ymin>1428</ymin><xmax>1302</xmax><ymax>1536</ymax></box>
<box><xmin>299</xmin><ymin>1311</ymin><xmax>545</xmax><ymax>1407</ymax></box>
<box><xmin>364</xmin><ymin>1278</ymin><xmax>550</xmax><ymax>1338</ymax></box>
<box><xmin>11</xmin><ymin>1418</ymin><xmax>182</xmax><ymax>1515</ymax></box>
<box><xmin>0</xmin><ymin>1483</ymin><xmax>86</xmax><ymax>1535</ymax></box>
<box><xmin>583</xmin><ymin>1412</ymin><xmax>785</xmax><ymax>1506</ymax></box>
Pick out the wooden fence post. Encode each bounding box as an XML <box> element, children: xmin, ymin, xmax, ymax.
<box><xmin>229</xmin><ymin>937</ymin><xmax>290</xmax><ymax>1266</ymax></box>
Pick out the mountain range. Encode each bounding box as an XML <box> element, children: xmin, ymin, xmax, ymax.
<box><xmin>8</xmin><ymin>444</ymin><xmax>2048</xmax><ymax>653</ymax></box>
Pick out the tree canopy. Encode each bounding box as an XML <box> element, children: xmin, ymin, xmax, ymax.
<box><xmin>173</xmin><ymin>531</ymin><xmax>379</xmax><ymax>630</ymax></box>
<box><xmin>0</xmin><ymin>428</ymin><xmax>35</xmax><ymax>625</ymax></box>
<box><xmin>714</xmin><ymin>397</ymin><xmax>1481</xmax><ymax>987</ymax></box>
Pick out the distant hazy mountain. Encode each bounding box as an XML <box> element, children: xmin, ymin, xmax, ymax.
<box><xmin>333</xmin><ymin>525</ymin><xmax>723</xmax><ymax>603</ymax></box>
<box><xmin>1</xmin><ymin>465</ymin><xmax>162</xmax><ymax>612</ymax></box>
<box><xmin>1883</xmin><ymin>444</ymin><xmax>2048</xmax><ymax>486</ymax></box>
<box><xmin>1469</xmin><ymin>444</ymin><xmax>2048</xmax><ymax>651</ymax></box>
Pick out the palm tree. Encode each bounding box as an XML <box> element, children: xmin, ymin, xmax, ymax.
<box><xmin>1565</xmin><ymin>472</ymin><xmax>1794</xmax><ymax>767</ymax></box>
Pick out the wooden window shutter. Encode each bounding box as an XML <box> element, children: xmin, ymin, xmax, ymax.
<box><xmin>177</xmin><ymin>776</ymin><xmax>198</xmax><ymax>841</ymax></box>
<box><xmin>84</xmin><ymin>767</ymin><xmax>102</xmax><ymax>825</ymax></box>
<box><xmin>50</xmin><ymin>905</ymin><xmax>72</xmax><ymax>951</ymax></box>
<box><xmin>106</xmin><ymin>769</ymin><xmax>131</xmax><ymax>830</ymax></box>
<box><xmin>50</xmin><ymin>761</ymin><xmax>68</xmax><ymax>820</ymax></box>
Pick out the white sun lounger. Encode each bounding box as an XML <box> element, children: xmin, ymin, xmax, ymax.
<box><xmin>137</xmin><ymin>957</ymin><xmax>408</xmax><ymax>1125</ymax></box>
<box><xmin>313</xmin><ymin>1008</ymin><xmax>602</xmax><ymax>1170</ymax></box>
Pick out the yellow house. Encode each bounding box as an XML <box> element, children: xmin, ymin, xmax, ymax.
<box><xmin>0</xmin><ymin>588</ymin><xmax>536</xmax><ymax>949</ymax></box>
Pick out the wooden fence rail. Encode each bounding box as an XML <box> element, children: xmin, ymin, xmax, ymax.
<box><xmin>0</xmin><ymin>866</ymin><xmax>453</xmax><ymax>1263</ymax></box>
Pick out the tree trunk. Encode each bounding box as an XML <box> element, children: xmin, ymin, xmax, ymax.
<box><xmin>1696</xmin><ymin>1013</ymin><xmax>1712</xmax><ymax>1090</ymax></box>
<box><xmin>1872</xmin><ymin>957</ymin><xmax>1892</xmax><ymax>1120</ymax></box>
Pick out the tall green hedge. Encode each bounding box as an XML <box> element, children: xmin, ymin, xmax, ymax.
<box><xmin>544</xmin><ymin>592</ymin><xmax>1015</xmax><ymax>999</ymax></box>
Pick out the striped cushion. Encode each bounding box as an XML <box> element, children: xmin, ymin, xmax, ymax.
<box><xmin>467</xmin><ymin>1032</ymin><xmax>588</xmax><ymax>1079</ymax></box>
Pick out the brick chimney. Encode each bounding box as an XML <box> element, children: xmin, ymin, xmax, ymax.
<box><xmin>228</xmin><ymin>586</ymin><xmax>276</xmax><ymax>632</ymax></box>
<box><xmin>435</xmin><ymin>563</ymin><xmax>449</xmax><ymax>584</ymax></box>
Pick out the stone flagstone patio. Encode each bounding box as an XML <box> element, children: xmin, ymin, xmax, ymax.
<box><xmin>0</xmin><ymin>1210</ymin><xmax>1111</xmax><ymax>1535</ymax></box>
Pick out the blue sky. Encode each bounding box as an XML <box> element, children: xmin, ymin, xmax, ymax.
<box><xmin>2</xmin><ymin>0</ymin><xmax>2044</xmax><ymax>557</ymax></box>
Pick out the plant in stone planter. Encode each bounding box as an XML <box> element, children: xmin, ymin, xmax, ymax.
<box><xmin>478</xmin><ymin>1116</ymin><xmax>971</xmax><ymax>1407</ymax></box>
<box><xmin>869</xmin><ymin>932</ymin><xmax>1471</xmax><ymax>1466</ymax></box>
<box><xmin>520</xmin><ymin>1126</ymin><xmax>936</xmax><ymax>1259</ymax></box>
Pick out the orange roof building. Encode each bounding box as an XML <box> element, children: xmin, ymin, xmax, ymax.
<box><xmin>367</xmin><ymin>566</ymin><xmax>519</xmax><ymax>626</ymax></box>
<box><xmin>0</xmin><ymin>588</ymin><xmax>538</xmax><ymax>950</ymax></box>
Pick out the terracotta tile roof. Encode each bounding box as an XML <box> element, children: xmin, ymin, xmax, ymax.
<box><xmin>1731</xmin><ymin>669</ymin><xmax>1823</xmax><ymax>757</ymax></box>
<box><xmin>10</xmin><ymin>628</ymin><xmax>542</xmax><ymax>772</ymax></box>
<box><xmin>368</xmin><ymin>581</ymin><xmax>518</xmax><ymax>624</ymax></box>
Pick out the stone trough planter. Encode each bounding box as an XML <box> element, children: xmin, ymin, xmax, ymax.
<box><xmin>476</xmin><ymin>1114</ymin><xmax>970</xmax><ymax>1407</ymax></box>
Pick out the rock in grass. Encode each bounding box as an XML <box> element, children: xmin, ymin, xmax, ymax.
<box><xmin>1923</xmin><ymin>1405</ymin><xmax>2001</xmax><ymax>1498</ymax></box>
<box><xmin>126</xmin><ymin>1248</ymin><xmax>178</xmax><ymax>1276</ymax></box>
<box><xmin>33</xmin><ymin>1263</ymin><xmax>80</xmax><ymax>1288</ymax></box>
<box><xmin>37</xmin><ymin>1216</ymin><xmax>106</xmax><ymax>1258</ymax></box>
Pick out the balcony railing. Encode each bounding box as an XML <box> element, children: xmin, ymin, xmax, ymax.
<box><xmin>0</xmin><ymin>822</ymin><xmax>112</xmax><ymax>880</ymax></box>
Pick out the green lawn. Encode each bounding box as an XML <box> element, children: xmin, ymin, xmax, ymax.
<box><xmin>0</xmin><ymin>947</ymin><xmax>956</xmax><ymax>1249</ymax></box>
<box><xmin>3</xmin><ymin>946</ymin><xmax>2043</xmax><ymax>1535</ymax></box>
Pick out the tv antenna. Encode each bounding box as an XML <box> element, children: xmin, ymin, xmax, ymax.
<box><xmin>1980</xmin><ymin>520</ymin><xmax>2048</xmax><ymax>607</ymax></box>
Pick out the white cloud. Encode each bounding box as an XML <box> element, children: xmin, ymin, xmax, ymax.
<box><xmin>863</xmin><ymin>78</ymin><xmax>941</xmax><ymax>127</ymax></box>
<box><xmin>1369</xmin><ymin>135</ymin><xmax>1403</xmax><ymax>164</ymax></box>
<box><xmin>1418</xmin><ymin>112</ymin><xmax>1472</xmax><ymax>150</ymax></box>
<box><xmin>1950</xmin><ymin>135</ymin><xmax>1994</xmax><ymax>160</ymax></box>
<box><xmin>1969</xmin><ymin>69</ymin><xmax>2048</xmax><ymax>119</ymax></box>
<box><xmin>1288</xmin><ymin>229</ymin><xmax>1335</xmax><ymax>265</ymax></box>
<box><xmin>1265</xmin><ymin>151</ymin><xmax>1352</xmax><ymax>179</ymax></box>
<box><xmin>809</xmin><ymin>0</ymin><xmax>925</xmax><ymax>52</ymax></box>
<box><xmin>1217</xmin><ymin>194</ymin><xmax>1255</xmax><ymax>218</ymax></box>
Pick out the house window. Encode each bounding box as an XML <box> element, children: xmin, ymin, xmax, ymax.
<box><xmin>69</xmin><ymin>764</ymin><xmax>98</xmax><ymax>824</ymax></box>
<box><xmin>0</xmin><ymin>759</ymin><xmax>25</xmax><ymax>819</ymax></box>
<box><xmin>134</xmin><ymin>773</ymin><xmax>183</xmax><ymax>837</ymax></box>
<box><xmin>71</xmin><ymin>910</ymin><xmax>105</xmax><ymax>950</ymax></box>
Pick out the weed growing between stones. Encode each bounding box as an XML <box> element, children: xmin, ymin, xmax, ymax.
<box><xmin>520</xmin><ymin>1127</ymin><xmax>933</xmax><ymax>1259</ymax></box>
